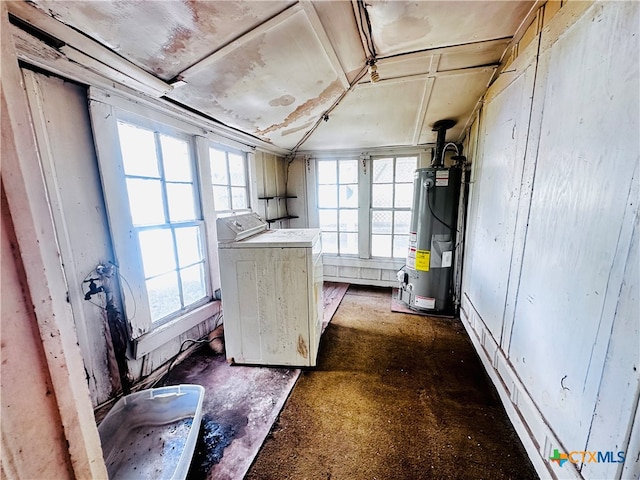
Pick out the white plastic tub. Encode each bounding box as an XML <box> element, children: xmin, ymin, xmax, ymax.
<box><xmin>98</xmin><ymin>384</ymin><xmax>205</xmax><ymax>480</ymax></box>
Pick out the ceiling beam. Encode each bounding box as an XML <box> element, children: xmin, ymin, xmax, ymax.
<box><xmin>350</xmin><ymin>0</ymin><xmax>370</xmax><ymax>59</ymax></box>
<box><xmin>412</xmin><ymin>77</ymin><xmax>436</xmax><ymax>146</ymax></box>
<box><xmin>11</xmin><ymin>25</ymin><xmax>168</xmax><ymax>98</ymax></box>
<box><xmin>377</xmin><ymin>37</ymin><xmax>511</xmax><ymax>67</ymax></box>
<box><xmin>357</xmin><ymin>64</ymin><xmax>497</xmax><ymax>88</ymax></box>
<box><xmin>299</xmin><ymin>1</ymin><xmax>349</xmax><ymax>90</ymax></box>
<box><xmin>179</xmin><ymin>2</ymin><xmax>303</xmax><ymax>80</ymax></box>
<box><xmin>6</xmin><ymin>1</ymin><xmax>172</xmax><ymax>97</ymax></box>
<box><xmin>412</xmin><ymin>54</ymin><xmax>440</xmax><ymax>145</ymax></box>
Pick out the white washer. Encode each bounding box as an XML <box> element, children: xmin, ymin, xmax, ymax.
<box><xmin>217</xmin><ymin>213</ymin><xmax>323</xmax><ymax>366</ymax></box>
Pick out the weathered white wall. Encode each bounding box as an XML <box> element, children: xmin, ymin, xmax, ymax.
<box><xmin>21</xmin><ymin>70</ymin><xmax>220</xmax><ymax>406</ymax></box>
<box><xmin>1</xmin><ymin>192</ymin><xmax>74</xmax><ymax>479</ymax></box>
<box><xmin>254</xmin><ymin>150</ymin><xmax>294</xmax><ymax>227</ymax></box>
<box><xmin>461</xmin><ymin>2</ymin><xmax>639</xmax><ymax>478</ymax></box>
<box><xmin>1</xmin><ymin>4</ymin><xmax>107</xmax><ymax>473</ymax></box>
<box><xmin>23</xmin><ymin>71</ymin><xmax>118</xmax><ymax>406</ymax></box>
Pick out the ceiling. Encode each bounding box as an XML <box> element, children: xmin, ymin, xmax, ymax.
<box><xmin>25</xmin><ymin>0</ymin><xmax>536</xmax><ymax>153</ymax></box>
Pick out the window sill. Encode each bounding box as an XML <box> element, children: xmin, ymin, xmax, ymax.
<box><xmin>133</xmin><ymin>300</ymin><xmax>221</xmax><ymax>359</ymax></box>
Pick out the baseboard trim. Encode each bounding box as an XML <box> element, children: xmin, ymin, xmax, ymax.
<box><xmin>460</xmin><ymin>295</ymin><xmax>583</xmax><ymax>480</ymax></box>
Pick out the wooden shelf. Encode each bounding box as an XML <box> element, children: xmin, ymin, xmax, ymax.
<box><xmin>266</xmin><ymin>215</ymin><xmax>299</xmax><ymax>224</ymax></box>
<box><xmin>258</xmin><ymin>195</ymin><xmax>297</xmax><ymax>200</ymax></box>
<box><xmin>260</xmin><ymin>195</ymin><xmax>297</xmax><ymax>225</ymax></box>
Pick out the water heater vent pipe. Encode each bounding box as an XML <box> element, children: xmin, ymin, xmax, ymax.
<box><xmin>431</xmin><ymin>119</ymin><xmax>456</xmax><ymax>167</ymax></box>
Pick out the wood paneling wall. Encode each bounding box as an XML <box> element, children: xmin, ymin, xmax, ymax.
<box><xmin>461</xmin><ymin>2</ymin><xmax>639</xmax><ymax>478</ymax></box>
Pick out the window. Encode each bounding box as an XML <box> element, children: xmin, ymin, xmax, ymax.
<box><xmin>314</xmin><ymin>155</ymin><xmax>418</xmax><ymax>259</ymax></box>
<box><xmin>210</xmin><ymin>147</ymin><xmax>249</xmax><ymax>213</ymax></box>
<box><xmin>90</xmin><ymin>89</ymin><xmax>257</xmax><ymax>355</ymax></box>
<box><xmin>371</xmin><ymin>156</ymin><xmax>416</xmax><ymax>258</ymax></box>
<box><xmin>317</xmin><ymin>159</ymin><xmax>359</xmax><ymax>255</ymax></box>
<box><xmin>116</xmin><ymin>121</ymin><xmax>208</xmax><ymax>324</ymax></box>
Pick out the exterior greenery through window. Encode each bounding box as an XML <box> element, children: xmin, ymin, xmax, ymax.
<box><xmin>116</xmin><ymin>121</ymin><xmax>208</xmax><ymax>323</ymax></box>
<box><xmin>210</xmin><ymin>147</ymin><xmax>249</xmax><ymax>212</ymax></box>
<box><xmin>371</xmin><ymin>156</ymin><xmax>416</xmax><ymax>258</ymax></box>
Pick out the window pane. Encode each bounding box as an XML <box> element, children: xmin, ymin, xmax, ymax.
<box><xmin>394</xmin><ymin>184</ymin><xmax>413</xmax><ymax>208</ymax></box>
<box><xmin>213</xmin><ymin>185</ymin><xmax>230</xmax><ymax>211</ymax></box>
<box><xmin>394</xmin><ymin>211</ymin><xmax>411</xmax><ymax>235</ymax></box>
<box><xmin>160</xmin><ymin>135</ymin><xmax>192</xmax><ymax>182</ymax></box>
<box><xmin>339</xmin><ymin>160</ymin><xmax>358</xmax><ymax>184</ymax></box>
<box><xmin>138</xmin><ymin>229</ymin><xmax>176</xmax><ymax>278</ymax></box>
<box><xmin>231</xmin><ymin>187</ymin><xmax>248</xmax><ymax>210</ymax></box>
<box><xmin>372</xmin><ymin>184</ymin><xmax>393</xmax><ymax>208</ymax></box>
<box><xmin>317</xmin><ymin>160</ymin><xmax>337</xmax><ymax>184</ymax></box>
<box><xmin>395</xmin><ymin>157</ymin><xmax>417</xmax><ymax>182</ymax></box>
<box><xmin>373</xmin><ymin>158</ymin><xmax>393</xmax><ymax>183</ymax></box>
<box><xmin>393</xmin><ymin>235</ymin><xmax>409</xmax><ymax>258</ymax></box>
<box><xmin>339</xmin><ymin>184</ymin><xmax>358</xmax><ymax>208</ymax></box>
<box><xmin>339</xmin><ymin>233</ymin><xmax>358</xmax><ymax>255</ymax></box>
<box><xmin>228</xmin><ymin>154</ymin><xmax>246</xmax><ymax>186</ymax></box>
<box><xmin>339</xmin><ymin>209</ymin><xmax>358</xmax><ymax>232</ymax></box>
<box><xmin>167</xmin><ymin>183</ymin><xmax>196</xmax><ymax>221</ymax></box>
<box><xmin>210</xmin><ymin>149</ymin><xmax>228</xmax><ymax>184</ymax></box>
<box><xmin>175</xmin><ymin>226</ymin><xmax>202</xmax><ymax>267</ymax></box>
<box><xmin>371</xmin><ymin>234</ymin><xmax>392</xmax><ymax>257</ymax></box>
<box><xmin>319</xmin><ymin>209</ymin><xmax>337</xmax><ymax>231</ymax></box>
<box><xmin>126</xmin><ymin>178</ymin><xmax>165</xmax><ymax>226</ymax></box>
<box><xmin>322</xmin><ymin>232</ymin><xmax>338</xmax><ymax>254</ymax></box>
<box><xmin>117</xmin><ymin>122</ymin><xmax>159</xmax><ymax>177</ymax></box>
<box><xmin>318</xmin><ymin>185</ymin><xmax>337</xmax><ymax>208</ymax></box>
<box><xmin>181</xmin><ymin>264</ymin><xmax>206</xmax><ymax>306</ymax></box>
<box><xmin>147</xmin><ymin>272</ymin><xmax>180</xmax><ymax>322</ymax></box>
<box><xmin>372</xmin><ymin>211</ymin><xmax>392</xmax><ymax>234</ymax></box>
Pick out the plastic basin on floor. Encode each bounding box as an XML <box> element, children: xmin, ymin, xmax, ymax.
<box><xmin>98</xmin><ymin>384</ymin><xmax>204</xmax><ymax>479</ymax></box>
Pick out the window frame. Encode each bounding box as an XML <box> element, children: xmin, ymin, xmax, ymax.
<box><xmin>311</xmin><ymin>150</ymin><xmax>423</xmax><ymax>265</ymax></box>
<box><xmin>369</xmin><ymin>155</ymin><xmax>417</xmax><ymax>259</ymax></box>
<box><xmin>315</xmin><ymin>157</ymin><xmax>360</xmax><ymax>256</ymax></box>
<box><xmin>116</xmin><ymin>119</ymin><xmax>210</xmax><ymax>326</ymax></box>
<box><xmin>89</xmin><ymin>90</ymin><xmax>225</xmax><ymax>357</ymax></box>
<box><xmin>209</xmin><ymin>144</ymin><xmax>251</xmax><ymax>214</ymax></box>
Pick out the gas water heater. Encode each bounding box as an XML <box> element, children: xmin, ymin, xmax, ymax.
<box><xmin>397</xmin><ymin>119</ymin><xmax>463</xmax><ymax>313</ymax></box>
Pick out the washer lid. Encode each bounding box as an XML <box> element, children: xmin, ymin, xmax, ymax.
<box><xmin>220</xmin><ymin>228</ymin><xmax>321</xmax><ymax>248</ymax></box>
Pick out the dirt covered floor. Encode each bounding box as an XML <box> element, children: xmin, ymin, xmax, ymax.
<box><xmin>246</xmin><ymin>286</ymin><xmax>538</xmax><ymax>480</ymax></box>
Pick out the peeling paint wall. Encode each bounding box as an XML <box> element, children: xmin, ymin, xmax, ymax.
<box><xmin>20</xmin><ymin>69</ymin><xmax>221</xmax><ymax>407</ymax></box>
<box><xmin>22</xmin><ymin>71</ymin><xmax>119</xmax><ymax>406</ymax></box>
<box><xmin>1</xmin><ymin>190</ymin><xmax>74</xmax><ymax>480</ymax></box>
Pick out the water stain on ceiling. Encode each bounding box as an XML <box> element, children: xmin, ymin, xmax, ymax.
<box><xmin>26</xmin><ymin>0</ymin><xmax>536</xmax><ymax>152</ymax></box>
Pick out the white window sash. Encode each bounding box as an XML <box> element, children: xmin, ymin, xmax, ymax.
<box><xmin>89</xmin><ymin>90</ymin><xmax>218</xmax><ymax>343</ymax></box>
<box><xmin>209</xmin><ymin>144</ymin><xmax>251</xmax><ymax>213</ymax></box>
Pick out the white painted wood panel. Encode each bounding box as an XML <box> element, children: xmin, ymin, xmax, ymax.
<box><xmin>462</xmin><ymin>50</ymin><xmax>537</xmax><ymax>342</ymax></box>
<box><xmin>1</xmin><ymin>188</ymin><xmax>75</xmax><ymax>479</ymax></box>
<box><xmin>22</xmin><ymin>71</ymin><xmax>117</xmax><ymax>406</ymax></box>
<box><xmin>218</xmin><ymin>244</ymin><xmax>320</xmax><ymax>366</ymax></box>
<box><xmin>508</xmin><ymin>0</ymin><xmax>639</xmax><ymax>453</ymax></box>
<box><xmin>2</xmin><ymin>7</ymin><xmax>107</xmax><ymax>473</ymax></box>
<box><xmin>583</xmin><ymin>188</ymin><xmax>639</xmax><ymax>479</ymax></box>
<box><xmin>286</xmin><ymin>156</ymin><xmax>309</xmax><ymax>228</ymax></box>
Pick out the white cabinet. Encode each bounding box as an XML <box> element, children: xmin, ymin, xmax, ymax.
<box><xmin>218</xmin><ymin>225</ymin><xmax>323</xmax><ymax>367</ymax></box>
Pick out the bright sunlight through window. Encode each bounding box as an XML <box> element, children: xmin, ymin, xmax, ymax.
<box><xmin>117</xmin><ymin>121</ymin><xmax>208</xmax><ymax>323</ymax></box>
